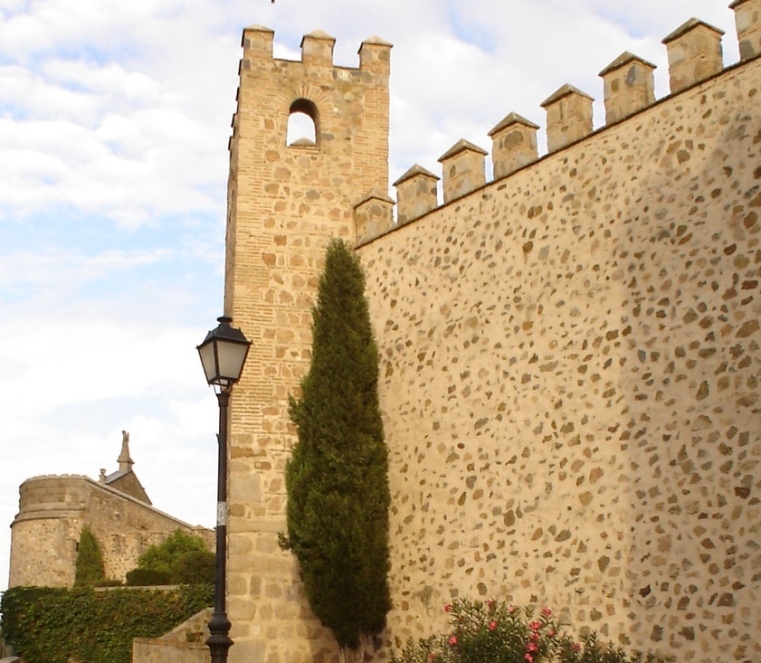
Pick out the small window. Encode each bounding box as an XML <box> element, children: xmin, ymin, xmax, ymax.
<box><xmin>287</xmin><ymin>99</ymin><xmax>318</xmax><ymax>146</ymax></box>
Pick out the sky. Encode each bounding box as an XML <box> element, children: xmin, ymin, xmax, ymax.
<box><xmin>0</xmin><ymin>0</ymin><xmax>741</xmax><ymax>591</ymax></box>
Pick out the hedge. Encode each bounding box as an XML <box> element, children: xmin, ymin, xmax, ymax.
<box><xmin>0</xmin><ymin>584</ymin><xmax>213</xmax><ymax>663</ymax></box>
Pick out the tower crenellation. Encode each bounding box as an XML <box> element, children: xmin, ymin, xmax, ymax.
<box><xmin>300</xmin><ymin>30</ymin><xmax>336</xmax><ymax>67</ymax></box>
<box><xmin>355</xmin><ymin>6</ymin><xmax>756</xmax><ymax>245</ymax></box>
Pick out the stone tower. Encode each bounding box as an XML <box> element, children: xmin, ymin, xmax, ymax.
<box><xmin>222</xmin><ymin>26</ymin><xmax>391</xmax><ymax>663</ymax></box>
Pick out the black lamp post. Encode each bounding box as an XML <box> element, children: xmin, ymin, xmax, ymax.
<box><xmin>197</xmin><ymin>316</ymin><xmax>251</xmax><ymax>663</ymax></box>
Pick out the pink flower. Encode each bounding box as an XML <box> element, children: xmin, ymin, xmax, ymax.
<box><xmin>530</xmin><ymin>632</ymin><xmax>540</xmax><ymax>642</ymax></box>
<box><xmin>572</xmin><ymin>642</ymin><xmax>582</xmax><ymax>652</ymax></box>
<box><xmin>541</xmin><ymin>607</ymin><xmax>552</xmax><ymax>617</ymax></box>
<box><xmin>524</xmin><ymin>655</ymin><xmax>533</xmax><ymax>663</ymax></box>
<box><xmin>487</xmin><ymin>599</ymin><xmax>496</xmax><ymax>610</ymax></box>
<box><xmin>448</xmin><ymin>636</ymin><xmax>458</xmax><ymax>647</ymax></box>
<box><xmin>548</xmin><ymin>630</ymin><xmax>556</xmax><ymax>638</ymax></box>
<box><xmin>527</xmin><ymin>642</ymin><xmax>538</xmax><ymax>652</ymax></box>
<box><xmin>488</xmin><ymin>620</ymin><xmax>497</xmax><ymax>631</ymax></box>
<box><xmin>508</xmin><ymin>604</ymin><xmax>516</xmax><ymax>613</ymax></box>
<box><xmin>529</xmin><ymin>620</ymin><xmax>542</xmax><ymax>631</ymax></box>
<box><xmin>444</xmin><ymin>604</ymin><xmax>453</xmax><ymax>613</ymax></box>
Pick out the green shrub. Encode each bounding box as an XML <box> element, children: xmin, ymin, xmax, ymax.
<box><xmin>135</xmin><ymin>530</ymin><xmax>209</xmax><ymax>577</ymax></box>
<box><xmin>392</xmin><ymin>599</ymin><xmax>674</xmax><ymax>663</ymax></box>
<box><xmin>125</xmin><ymin>568</ymin><xmax>172</xmax><ymax>586</ymax></box>
<box><xmin>0</xmin><ymin>584</ymin><xmax>213</xmax><ymax>663</ymax></box>
<box><xmin>173</xmin><ymin>550</ymin><xmax>215</xmax><ymax>585</ymax></box>
<box><xmin>74</xmin><ymin>526</ymin><xmax>106</xmax><ymax>587</ymax></box>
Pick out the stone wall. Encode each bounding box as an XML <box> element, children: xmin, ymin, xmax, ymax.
<box><xmin>9</xmin><ymin>475</ymin><xmax>213</xmax><ymax>587</ymax></box>
<box><xmin>356</xmin><ymin>55</ymin><xmax>761</xmax><ymax>662</ymax></box>
<box><xmin>133</xmin><ymin>608</ymin><xmax>212</xmax><ymax>663</ymax></box>
<box><xmin>222</xmin><ymin>13</ymin><xmax>761</xmax><ymax>663</ymax></box>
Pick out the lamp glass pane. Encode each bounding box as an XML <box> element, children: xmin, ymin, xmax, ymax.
<box><xmin>198</xmin><ymin>341</ymin><xmax>219</xmax><ymax>383</ymax></box>
<box><xmin>217</xmin><ymin>341</ymin><xmax>249</xmax><ymax>382</ymax></box>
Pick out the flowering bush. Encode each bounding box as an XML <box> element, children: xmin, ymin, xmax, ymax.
<box><xmin>391</xmin><ymin>599</ymin><xmax>674</xmax><ymax>663</ymax></box>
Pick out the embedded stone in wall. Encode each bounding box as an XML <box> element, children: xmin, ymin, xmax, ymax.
<box><xmin>540</xmin><ymin>85</ymin><xmax>594</xmax><ymax>152</ymax></box>
<box><xmin>354</xmin><ymin>190</ymin><xmax>394</xmax><ymax>244</ymax></box>
<box><xmin>730</xmin><ymin>0</ymin><xmax>761</xmax><ymax>60</ymax></box>
<box><xmin>394</xmin><ymin>164</ymin><xmax>439</xmax><ymax>225</ymax></box>
<box><xmin>488</xmin><ymin>113</ymin><xmax>539</xmax><ymax>179</ymax></box>
<box><xmin>599</xmin><ymin>51</ymin><xmax>656</xmax><ymax>124</ymax></box>
<box><xmin>662</xmin><ymin>18</ymin><xmax>724</xmax><ymax>94</ymax></box>
<box><xmin>438</xmin><ymin>139</ymin><xmax>488</xmax><ymax>204</ymax></box>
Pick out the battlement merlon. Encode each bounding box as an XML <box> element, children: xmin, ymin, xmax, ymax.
<box><xmin>730</xmin><ymin>0</ymin><xmax>761</xmax><ymax>60</ymax></box>
<box><xmin>599</xmin><ymin>51</ymin><xmax>656</xmax><ymax>125</ymax></box>
<box><xmin>354</xmin><ymin>189</ymin><xmax>395</xmax><ymax>245</ymax></box>
<box><xmin>438</xmin><ymin>139</ymin><xmax>488</xmax><ymax>204</ymax></box>
<box><xmin>488</xmin><ymin>113</ymin><xmax>539</xmax><ymax>180</ymax></box>
<box><xmin>239</xmin><ymin>25</ymin><xmax>392</xmax><ymax>72</ymax></box>
<box><xmin>663</xmin><ymin>18</ymin><xmax>724</xmax><ymax>94</ymax></box>
<box><xmin>241</xmin><ymin>24</ymin><xmax>274</xmax><ymax>60</ymax></box>
<box><xmin>301</xmin><ymin>30</ymin><xmax>336</xmax><ymax>66</ymax></box>
<box><xmin>394</xmin><ymin>164</ymin><xmax>440</xmax><ymax>226</ymax></box>
<box><xmin>540</xmin><ymin>85</ymin><xmax>594</xmax><ymax>153</ymax></box>
<box><xmin>359</xmin><ymin>36</ymin><xmax>393</xmax><ymax>74</ymax></box>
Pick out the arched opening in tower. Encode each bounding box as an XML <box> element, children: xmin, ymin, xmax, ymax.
<box><xmin>287</xmin><ymin>98</ymin><xmax>318</xmax><ymax>146</ymax></box>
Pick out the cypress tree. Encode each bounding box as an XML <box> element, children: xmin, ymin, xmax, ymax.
<box><xmin>283</xmin><ymin>238</ymin><xmax>391</xmax><ymax>655</ymax></box>
<box><xmin>74</xmin><ymin>526</ymin><xmax>106</xmax><ymax>586</ymax></box>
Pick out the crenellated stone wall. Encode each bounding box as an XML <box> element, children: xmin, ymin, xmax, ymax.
<box><xmin>9</xmin><ymin>475</ymin><xmax>213</xmax><ymax>587</ymax></box>
<box><xmin>356</xmin><ymin>53</ymin><xmax>761</xmax><ymax>663</ymax></box>
<box><xmin>223</xmin><ymin>8</ymin><xmax>761</xmax><ymax>663</ymax></box>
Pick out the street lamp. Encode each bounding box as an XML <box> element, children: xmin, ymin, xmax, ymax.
<box><xmin>197</xmin><ymin>315</ymin><xmax>251</xmax><ymax>663</ymax></box>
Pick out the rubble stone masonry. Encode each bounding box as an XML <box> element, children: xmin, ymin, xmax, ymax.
<box><xmin>358</xmin><ymin>55</ymin><xmax>761</xmax><ymax>663</ymax></box>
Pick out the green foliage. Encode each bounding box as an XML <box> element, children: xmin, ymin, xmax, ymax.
<box><xmin>283</xmin><ymin>239</ymin><xmax>391</xmax><ymax>652</ymax></box>
<box><xmin>125</xmin><ymin>568</ymin><xmax>172</xmax><ymax>586</ymax></box>
<box><xmin>136</xmin><ymin>529</ymin><xmax>209</xmax><ymax>577</ymax></box>
<box><xmin>126</xmin><ymin>529</ymin><xmax>213</xmax><ymax>585</ymax></box>
<box><xmin>74</xmin><ymin>526</ymin><xmax>106</xmax><ymax>587</ymax></box>
<box><xmin>0</xmin><ymin>584</ymin><xmax>213</xmax><ymax>663</ymax></box>
<box><xmin>392</xmin><ymin>599</ymin><xmax>674</xmax><ymax>663</ymax></box>
<box><xmin>173</xmin><ymin>549</ymin><xmax>216</xmax><ymax>585</ymax></box>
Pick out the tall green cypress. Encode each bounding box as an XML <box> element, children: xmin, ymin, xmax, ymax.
<box><xmin>283</xmin><ymin>238</ymin><xmax>391</xmax><ymax>655</ymax></box>
<box><xmin>74</xmin><ymin>526</ymin><xmax>106</xmax><ymax>587</ymax></box>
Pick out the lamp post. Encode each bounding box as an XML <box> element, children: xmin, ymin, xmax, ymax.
<box><xmin>197</xmin><ymin>316</ymin><xmax>251</xmax><ymax>663</ymax></box>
